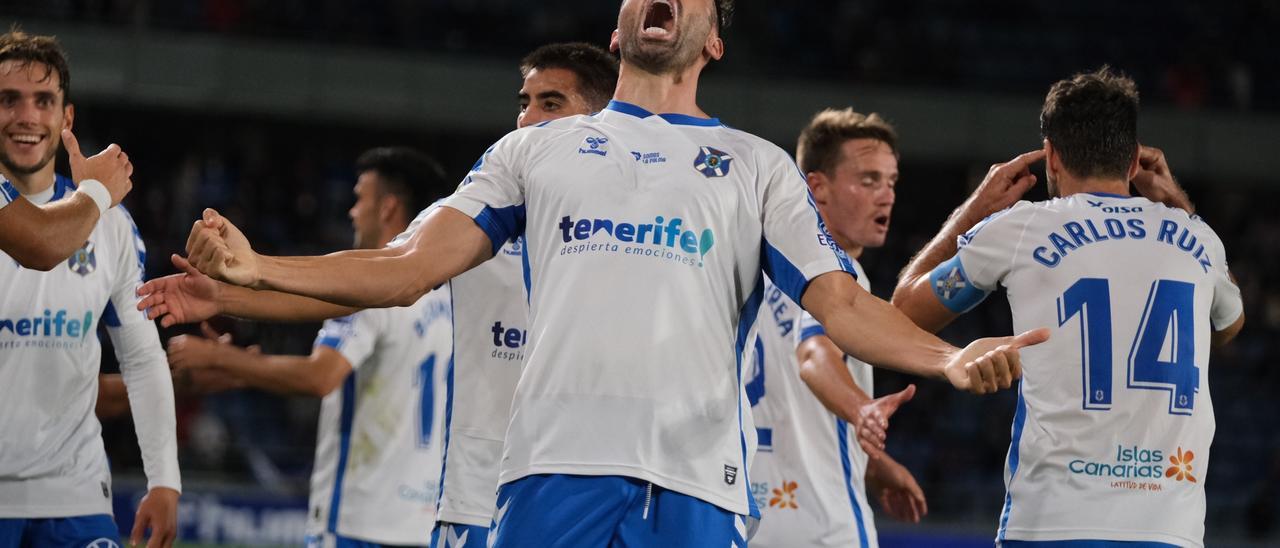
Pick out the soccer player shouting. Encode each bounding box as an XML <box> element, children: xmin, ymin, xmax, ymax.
<box><xmin>179</xmin><ymin>1</ymin><xmax>1046</xmax><ymax>544</ymax></box>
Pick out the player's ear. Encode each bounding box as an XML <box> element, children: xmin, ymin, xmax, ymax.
<box><xmin>378</xmin><ymin>195</ymin><xmax>399</xmax><ymax>224</ymax></box>
<box><xmin>1043</xmin><ymin>139</ymin><xmax>1060</xmax><ymax>178</ymax></box>
<box><xmin>705</xmin><ymin>34</ymin><xmax>724</xmax><ymax>61</ymax></box>
<box><xmin>1126</xmin><ymin>145</ymin><xmax>1141</xmax><ymax>181</ymax></box>
<box><xmin>806</xmin><ymin>171</ymin><xmax>829</xmax><ymax>204</ymax></box>
<box><xmin>609</xmin><ymin>29</ymin><xmax>621</xmax><ymax>53</ymax></box>
<box><xmin>62</xmin><ymin>103</ymin><xmax>74</xmax><ymax>132</ymax></box>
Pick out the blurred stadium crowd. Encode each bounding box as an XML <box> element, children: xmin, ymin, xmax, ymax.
<box><xmin>2</xmin><ymin>0</ymin><xmax>1277</xmax><ymax>543</ymax></box>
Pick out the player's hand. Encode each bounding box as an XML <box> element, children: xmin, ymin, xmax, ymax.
<box><xmin>855</xmin><ymin>384</ymin><xmax>915</xmax><ymax>455</ymax></box>
<box><xmin>167</xmin><ymin>329</ymin><xmax>230</xmax><ymax>372</ymax></box>
<box><xmin>175</xmin><ymin>367</ymin><xmax>248</xmax><ymax>396</ymax></box>
<box><xmin>866</xmin><ymin>457</ymin><xmax>927</xmax><ymax>523</ymax></box>
<box><xmin>1131</xmin><ymin>145</ymin><xmax>1194</xmax><ymax>214</ymax></box>
<box><xmin>63</xmin><ymin>128</ymin><xmax>133</xmax><ymax>207</ymax></box>
<box><xmin>137</xmin><ymin>254</ymin><xmax>223</xmax><ymax>327</ymax></box>
<box><xmin>130</xmin><ymin>486</ymin><xmax>178</xmax><ymax>548</ymax></box>
<box><xmin>186</xmin><ymin>208</ymin><xmax>260</xmax><ymax>287</ymax></box>
<box><xmin>944</xmin><ymin>328</ymin><xmax>1049</xmax><ymax>394</ymax></box>
<box><xmin>959</xmin><ymin>150</ymin><xmax>1044</xmax><ymax>224</ymax></box>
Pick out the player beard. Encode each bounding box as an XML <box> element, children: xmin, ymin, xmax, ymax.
<box><xmin>0</xmin><ymin>142</ymin><xmax>57</xmax><ymax>176</ymax></box>
<box><xmin>618</xmin><ymin>8</ymin><xmax>710</xmax><ymax>77</ymax></box>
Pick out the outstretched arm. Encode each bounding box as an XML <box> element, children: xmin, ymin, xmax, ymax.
<box><xmin>802</xmin><ymin>272</ymin><xmax>1048</xmax><ymax>394</ymax></box>
<box><xmin>167</xmin><ymin>332</ymin><xmax>352</xmax><ymax>397</ymax></box>
<box><xmin>795</xmin><ymin>332</ymin><xmax>915</xmax><ymax>454</ymax></box>
<box><xmin>138</xmin><ymin>254</ymin><xmax>359</xmax><ymax>326</ymax></box>
<box><xmin>185</xmin><ymin>206</ymin><xmax>489</xmax><ymax>308</ymax></box>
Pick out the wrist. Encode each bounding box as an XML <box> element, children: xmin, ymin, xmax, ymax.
<box><xmin>73</xmin><ymin>179</ymin><xmax>111</xmax><ymax>216</ymax></box>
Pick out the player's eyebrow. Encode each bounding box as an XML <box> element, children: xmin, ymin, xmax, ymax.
<box><xmin>534</xmin><ymin>90</ymin><xmax>568</xmax><ymax>102</ymax></box>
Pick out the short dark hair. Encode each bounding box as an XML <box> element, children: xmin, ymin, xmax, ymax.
<box><xmin>796</xmin><ymin>108</ymin><xmax>899</xmax><ymax>176</ymax></box>
<box><xmin>713</xmin><ymin>0</ymin><xmax>735</xmax><ymax>31</ymax></box>
<box><xmin>1040</xmin><ymin>66</ymin><xmax>1140</xmax><ymax>181</ymax></box>
<box><xmin>0</xmin><ymin>28</ymin><xmax>71</xmax><ymax>104</ymax></box>
<box><xmin>519</xmin><ymin>42</ymin><xmax>619</xmax><ymax>111</ymax></box>
<box><xmin>355</xmin><ymin>147</ymin><xmax>447</xmax><ymax>218</ymax></box>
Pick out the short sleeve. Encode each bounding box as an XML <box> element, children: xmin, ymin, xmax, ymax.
<box><xmin>388</xmin><ymin>202</ymin><xmax>441</xmax><ymax>249</ymax></box>
<box><xmin>104</xmin><ymin>207</ymin><xmax>152</xmax><ymax>328</ymax></box>
<box><xmin>1203</xmin><ymin>228</ymin><xmax>1243</xmax><ymax>330</ymax></box>
<box><xmin>758</xmin><ymin>148</ymin><xmax>855</xmax><ymax>304</ymax></box>
<box><xmin>0</xmin><ymin>179</ymin><xmax>16</xmax><ymax>207</ymax></box>
<box><xmin>440</xmin><ymin>133</ymin><xmax>529</xmax><ymax>255</ymax></box>
<box><xmin>315</xmin><ymin>310</ymin><xmax>384</xmax><ymax>370</ymax></box>
<box><xmin>795</xmin><ymin>311</ymin><xmax>826</xmax><ymax>345</ymax></box>
<box><xmin>929</xmin><ymin>202</ymin><xmax>1035</xmax><ymax>314</ymax></box>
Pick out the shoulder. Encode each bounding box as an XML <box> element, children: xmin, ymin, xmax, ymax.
<box><xmin>959</xmin><ymin>200</ymin><xmax>1041</xmax><ymax>245</ymax></box>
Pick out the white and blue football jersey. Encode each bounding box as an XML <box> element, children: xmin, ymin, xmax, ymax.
<box><xmin>439</xmin><ymin>100</ymin><xmax>854</xmax><ymax>516</ymax></box>
<box><xmin>0</xmin><ymin>175</ymin><xmax>180</xmax><ymax>518</ymax></box>
<box><xmin>749</xmin><ymin>263</ymin><xmax>879</xmax><ymax>548</ymax></box>
<box><xmin>306</xmin><ymin>288</ymin><xmax>453</xmax><ymax>545</ymax></box>
<box><xmin>929</xmin><ymin>193</ymin><xmax>1243</xmax><ymax>547</ymax></box>
<box><xmin>0</xmin><ymin>179</ymin><xmax>17</xmax><ymax>208</ymax></box>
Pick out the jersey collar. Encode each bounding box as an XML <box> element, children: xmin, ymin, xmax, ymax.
<box><xmin>604</xmin><ymin>100</ymin><xmax>722</xmax><ymax>127</ymax></box>
<box><xmin>1084</xmin><ymin>192</ymin><xmax>1133</xmax><ymax>199</ymax></box>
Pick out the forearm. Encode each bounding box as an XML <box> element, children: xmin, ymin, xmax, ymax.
<box><xmin>895</xmin><ymin>202</ymin><xmax>983</xmax><ymax>301</ymax></box>
<box><xmin>798</xmin><ymin>340</ymin><xmax>873</xmax><ymax>424</ymax></box>
<box><xmin>213</xmin><ymin>346</ymin><xmax>335</xmax><ymax>397</ymax></box>
<box><xmin>113</xmin><ymin>324</ymin><xmax>181</xmax><ymax>493</ymax></box>
<box><xmin>219</xmin><ymin>284</ymin><xmax>360</xmax><ymax>323</ymax></box>
<box><xmin>255</xmin><ymin>208</ymin><xmax>488</xmax><ymax>308</ymax></box>
<box><xmin>805</xmin><ymin>273</ymin><xmax>955</xmax><ymax>380</ymax></box>
<box><xmin>0</xmin><ymin>195</ymin><xmax>100</xmax><ymax>270</ymax></box>
<box><xmin>95</xmin><ymin>373</ymin><xmax>131</xmax><ymax>419</ymax></box>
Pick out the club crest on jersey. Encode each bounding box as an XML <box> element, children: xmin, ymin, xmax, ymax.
<box><xmin>67</xmin><ymin>241</ymin><xmax>97</xmax><ymax>277</ymax></box>
<box><xmin>694</xmin><ymin>146</ymin><xmax>733</xmax><ymax>178</ymax></box>
<box><xmin>578</xmin><ymin>135</ymin><xmax>609</xmax><ymax>157</ymax></box>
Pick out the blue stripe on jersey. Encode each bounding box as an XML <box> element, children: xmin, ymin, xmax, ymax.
<box><xmin>762</xmin><ymin>241</ymin><xmax>811</xmax><ymax>305</ymax></box>
<box><xmin>805</xmin><ymin>191</ymin><xmax>857</xmax><ymax>276</ymax></box>
<box><xmin>1002</xmin><ymin>541</ymin><xmax>1179</xmax><ymax>548</ymax></box>
<box><xmin>0</xmin><ymin>179</ymin><xmax>17</xmax><ymax>203</ymax></box>
<box><xmin>103</xmin><ymin>300</ymin><xmax>122</xmax><ymax>328</ymax></box>
<box><xmin>734</xmin><ymin>279</ymin><xmax>765</xmax><ymax>519</ymax></box>
<box><xmin>520</xmin><ymin>240</ymin><xmax>531</xmax><ymax>304</ymax></box>
<box><xmin>929</xmin><ymin>255</ymin><xmax>991</xmax><ymax>314</ymax></box>
<box><xmin>798</xmin><ymin>324</ymin><xmax>826</xmax><ymax>342</ymax></box>
<box><xmin>52</xmin><ymin>174</ymin><xmax>74</xmax><ymax>201</ymax></box>
<box><xmin>328</xmin><ymin>374</ymin><xmax>358</xmax><ymax>533</ymax></box>
<box><xmin>997</xmin><ymin>384</ymin><xmax>1029</xmax><ymax>542</ymax></box>
<box><xmin>1083</xmin><ymin>192</ymin><xmax>1132</xmax><ymax>200</ymax></box>
<box><xmin>435</xmin><ymin>295</ymin><xmax>457</xmax><ymax>514</ymax></box>
<box><xmin>836</xmin><ymin>419</ymin><xmax>871</xmax><ymax>548</ymax></box>
<box><xmin>473</xmin><ymin>205</ymin><xmax>526</xmax><ymax>257</ymax></box>
<box><xmin>115</xmin><ymin>204</ymin><xmax>148</xmax><ymax>279</ymax></box>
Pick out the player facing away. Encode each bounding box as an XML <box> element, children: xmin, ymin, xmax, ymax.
<box><xmin>161</xmin><ymin>148</ymin><xmax>454</xmax><ymax>548</ymax></box>
<box><xmin>892</xmin><ymin>68</ymin><xmax>1245</xmax><ymax>547</ymax></box>
<box><xmin>431</xmin><ymin>42</ymin><xmax>618</xmax><ymax>548</ymax></box>
<box><xmin>178</xmin><ymin>0</ymin><xmax>1048</xmax><ymax>544</ymax></box>
<box><xmin>0</xmin><ymin>31</ymin><xmax>180</xmax><ymax>548</ymax></box>
<box><xmin>0</xmin><ymin>30</ymin><xmax>136</xmax><ymax>271</ymax></box>
<box><xmin>750</xmin><ymin>109</ymin><xmax>926</xmax><ymax>548</ymax></box>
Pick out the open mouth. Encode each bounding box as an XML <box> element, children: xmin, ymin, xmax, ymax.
<box><xmin>873</xmin><ymin>215</ymin><xmax>890</xmax><ymax>229</ymax></box>
<box><xmin>6</xmin><ymin>132</ymin><xmax>45</xmax><ymax>149</ymax></box>
<box><xmin>642</xmin><ymin>0</ymin><xmax>677</xmax><ymax>39</ymax></box>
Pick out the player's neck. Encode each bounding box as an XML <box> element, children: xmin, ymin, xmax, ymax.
<box><xmin>613</xmin><ymin>62</ymin><xmax>708</xmax><ymax>118</ymax></box>
<box><xmin>1060</xmin><ymin>176</ymin><xmax>1130</xmax><ymax>198</ymax></box>
<box><xmin>0</xmin><ymin>164</ymin><xmax>55</xmax><ymax>196</ymax></box>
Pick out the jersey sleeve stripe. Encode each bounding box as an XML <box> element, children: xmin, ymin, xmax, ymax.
<box><xmin>798</xmin><ymin>324</ymin><xmax>827</xmax><ymax>343</ymax></box>
<box><xmin>473</xmin><ymin>205</ymin><xmax>527</xmax><ymax>257</ymax></box>
<box><xmin>0</xmin><ymin>180</ymin><xmax>17</xmax><ymax>205</ymax></box>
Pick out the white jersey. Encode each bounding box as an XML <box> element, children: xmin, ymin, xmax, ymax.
<box><xmin>749</xmin><ymin>263</ymin><xmax>879</xmax><ymax>548</ymax></box>
<box><xmin>929</xmin><ymin>193</ymin><xmax>1243</xmax><ymax>547</ymax></box>
<box><xmin>0</xmin><ymin>175</ymin><xmax>180</xmax><ymax>518</ymax></box>
<box><xmin>306</xmin><ymin>289</ymin><xmax>453</xmax><ymax>545</ymax></box>
<box><xmin>440</xmin><ymin>100</ymin><xmax>854</xmax><ymax>516</ymax></box>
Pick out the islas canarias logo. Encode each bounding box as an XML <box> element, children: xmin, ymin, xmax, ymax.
<box><xmin>1165</xmin><ymin>447</ymin><xmax>1196</xmax><ymax>483</ymax></box>
<box><xmin>557</xmin><ymin>214</ymin><xmax>715</xmax><ymax>267</ymax></box>
<box><xmin>769</xmin><ymin>480</ymin><xmax>799</xmax><ymax>509</ymax></box>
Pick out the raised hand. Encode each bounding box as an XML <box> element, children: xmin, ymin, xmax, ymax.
<box><xmin>63</xmin><ymin>128</ymin><xmax>132</xmax><ymax>207</ymax></box>
<box><xmin>1131</xmin><ymin>145</ymin><xmax>1194</xmax><ymax>214</ymax></box>
<box><xmin>186</xmin><ymin>208</ymin><xmax>260</xmax><ymax>287</ymax></box>
<box><xmin>959</xmin><ymin>150</ymin><xmax>1044</xmax><ymax>223</ymax></box>
<box><xmin>130</xmin><ymin>486</ymin><xmax>179</xmax><ymax>548</ymax></box>
<box><xmin>137</xmin><ymin>254</ymin><xmax>222</xmax><ymax>328</ymax></box>
<box><xmin>944</xmin><ymin>328</ymin><xmax>1050</xmax><ymax>394</ymax></box>
<box><xmin>866</xmin><ymin>457</ymin><xmax>928</xmax><ymax>523</ymax></box>
<box><xmin>855</xmin><ymin>384</ymin><xmax>916</xmax><ymax>455</ymax></box>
